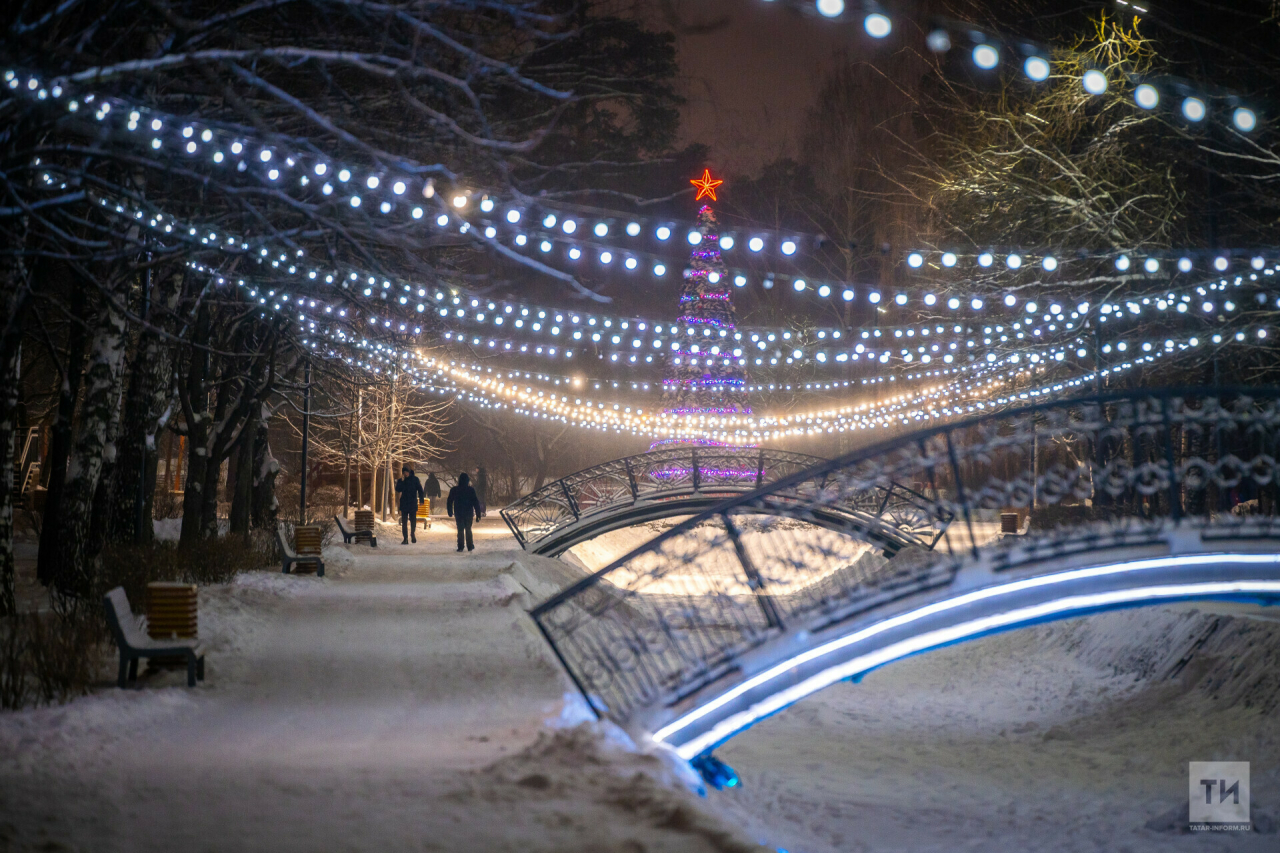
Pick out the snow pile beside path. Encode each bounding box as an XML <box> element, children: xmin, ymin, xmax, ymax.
<box><xmin>1029</xmin><ymin>605</ymin><xmax>1280</xmax><ymax>713</ymax></box>
<box><xmin>0</xmin><ymin>689</ymin><xmax>197</xmax><ymax>776</ymax></box>
<box><xmin>320</xmin><ymin>543</ymin><xmax>356</xmax><ymax>575</ymax></box>
<box><xmin>466</xmin><ymin>722</ymin><xmax>769</xmax><ymax>853</ymax></box>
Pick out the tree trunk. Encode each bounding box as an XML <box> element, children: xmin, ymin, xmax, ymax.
<box><xmin>0</xmin><ymin>341</ymin><xmax>21</xmax><ymax>616</ymax></box>
<box><xmin>229</xmin><ymin>427</ymin><xmax>254</xmax><ymax>538</ymax></box>
<box><xmin>178</xmin><ymin>310</ymin><xmax>210</xmax><ymax>547</ymax></box>
<box><xmin>86</xmin><ymin>379</ymin><xmax>125</xmax><ymax>559</ymax></box>
<box><xmin>50</xmin><ymin>295</ymin><xmax>128</xmax><ymax>597</ymax></box>
<box><xmin>37</xmin><ymin>286</ymin><xmax>89</xmax><ymax>587</ymax></box>
<box><xmin>251</xmin><ymin>405</ymin><xmax>279</xmax><ymax>530</ymax></box>
<box><xmin>110</xmin><ymin>273</ymin><xmax>177</xmax><ymax>544</ymax></box>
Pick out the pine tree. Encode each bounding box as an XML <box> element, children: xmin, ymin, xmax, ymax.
<box><xmin>660</xmin><ymin>204</ymin><xmax>749</xmax><ymax>421</ymax></box>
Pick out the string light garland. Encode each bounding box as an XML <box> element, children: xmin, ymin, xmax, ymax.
<box><xmin>922</xmin><ymin>16</ymin><xmax>1264</xmax><ymax>135</ymax></box>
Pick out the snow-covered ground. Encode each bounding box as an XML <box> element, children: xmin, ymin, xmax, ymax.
<box><xmin>0</xmin><ymin>519</ymin><xmax>765</xmax><ymax>853</ymax></box>
<box><xmin>3</xmin><ymin>517</ymin><xmax>1279</xmax><ymax>851</ymax></box>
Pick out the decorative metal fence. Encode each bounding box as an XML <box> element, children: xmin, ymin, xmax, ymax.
<box><xmin>529</xmin><ymin>389</ymin><xmax>1280</xmax><ymax>723</ymax></box>
<box><xmin>501</xmin><ymin>446</ymin><xmax>825</xmax><ymax>551</ymax></box>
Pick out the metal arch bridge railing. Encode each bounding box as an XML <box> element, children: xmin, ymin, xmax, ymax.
<box><xmin>528</xmin><ymin>387</ymin><xmax>1280</xmax><ymax>760</ymax></box>
<box><xmin>500</xmin><ymin>445</ymin><xmax>951</xmax><ymax>557</ymax></box>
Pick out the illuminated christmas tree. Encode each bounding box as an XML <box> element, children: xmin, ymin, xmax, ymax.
<box><xmin>652</xmin><ymin>171</ymin><xmax>749</xmax><ymax>450</ymax></box>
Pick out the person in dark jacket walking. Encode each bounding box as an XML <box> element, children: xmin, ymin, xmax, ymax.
<box><xmin>395</xmin><ymin>465</ymin><xmax>426</xmax><ymax>544</ymax></box>
<box><xmin>425</xmin><ymin>472</ymin><xmax>442</xmax><ymax>500</ymax></box>
<box><xmin>446</xmin><ymin>472</ymin><xmax>482</xmax><ymax>552</ymax></box>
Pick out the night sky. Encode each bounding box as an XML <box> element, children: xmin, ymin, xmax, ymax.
<box><xmin>635</xmin><ymin>0</ymin><xmax>889</xmax><ymax>173</ymax></box>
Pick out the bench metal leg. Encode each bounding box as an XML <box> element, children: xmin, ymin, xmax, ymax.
<box><xmin>128</xmin><ymin>658</ymin><xmax>139</xmax><ymax>682</ymax></box>
<box><xmin>187</xmin><ymin>654</ymin><xmax>198</xmax><ymax>687</ymax></box>
<box><xmin>282</xmin><ymin>558</ymin><xmax>291</xmax><ymax>574</ymax></box>
<box><xmin>118</xmin><ymin>653</ymin><xmax>130</xmax><ymax>688</ymax></box>
<box><xmin>316</xmin><ymin>560</ymin><xmax>325</xmax><ymax>578</ymax></box>
<box><xmin>197</xmin><ymin>656</ymin><xmax>205</xmax><ymax>682</ymax></box>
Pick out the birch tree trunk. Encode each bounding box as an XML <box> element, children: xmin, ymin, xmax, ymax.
<box><xmin>0</xmin><ymin>341</ymin><xmax>21</xmax><ymax>616</ymax></box>
<box><xmin>250</xmin><ymin>404</ymin><xmax>279</xmax><ymax>530</ymax></box>
<box><xmin>50</xmin><ymin>296</ymin><xmax>128</xmax><ymax>598</ymax></box>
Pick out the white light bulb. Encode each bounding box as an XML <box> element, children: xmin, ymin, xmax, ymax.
<box><xmin>593</xmin><ymin>222</ymin><xmax>608</xmax><ymax>237</ymax></box>
<box><xmin>1144</xmin><ymin>258</ymin><xmax>1160</xmax><ymax>273</ymax></box>
<box><xmin>1082</xmin><ymin>69</ymin><xmax>1108</xmax><ymax>95</ymax></box>
<box><xmin>687</xmin><ymin>230</ymin><xmax>702</xmax><ymax>245</ymax></box>
<box><xmin>543</xmin><ymin>214</ymin><xmax>556</xmax><ymax>228</ymax></box>
<box><xmin>973</xmin><ymin>44</ymin><xmax>999</xmax><ymax>70</ymax></box>
<box><xmin>1006</xmin><ymin>254</ymin><xmax>1022</xmax><ymax>269</ymax></box>
<box><xmin>748</xmin><ymin>236</ymin><xmax>764</xmax><ymax>252</ymax></box>
<box><xmin>924</xmin><ymin>293</ymin><xmax>936</xmax><ymax>306</ymax></box>
<box><xmin>941</xmin><ymin>252</ymin><xmax>957</xmax><ymax>267</ymax></box>
<box><xmin>816</xmin><ymin>0</ymin><xmax>844</xmax><ymax>18</ymax></box>
<box><xmin>1214</xmin><ymin>256</ymin><xmax>1229</xmax><ymax>271</ymax></box>
<box><xmin>971</xmin><ymin>298</ymin><xmax>984</xmax><ymax>310</ymax></box>
<box><xmin>1233</xmin><ymin>107</ymin><xmax>1258</xmax><ymax>133</ymax></box>
<box><xmin>864</xmin><ymin>13</ymin><xmax>891</xmax><ymax>38</ymax></box>
<box><xmin>392</xmin><ymin>181</ymin><xmax>406</xmax><ymax>195</ymax></box>
<box><xmin>656</xmin><ymin>226</ymin><xmax>671</xmax><ymax>241</ymax></box>
<box><xmin>562</xmin><ymin>219</ymin><xmax>577</xmax><ymax>234</ymax></box>
<box><xmin>720</xmin><ymin>235</ymin><xmax>735</xmax><ymax>250</ymax></box>
<box><xmin>1042</xmin><ymin>255</ymin><xmax>1058</xmax><ymax>271</ymax></box>
<box><xmin>926</xmin><ymin>29</ymin><xmax>951</xmax><ymax>53</ymax></box>
<box><xmin>1182</xmin><ymin>97</ymin><xmax>1207</xmax><ymax>122</ymax></box>
<box><xmin>1024</xmin><ymin>56</ymin><xmax>1050</xmax><ymax>82</ymax></box>
<box><xmin>507</xmin><ymin>209</ymin><xmax>521</xmax><ymax>223</ymax></box>
<box><xmin>453</xmin><ymin>195</ymin><xmax>467</xmax><ymax>208</ymax></box>
<box><xmin>1178</xmin><ymin>257</ymin><xmax>1193</xmax><ymax>273</ymax></box>
<box><xmin>626</xmin><ymin>222</ymin><xmax>640</xmax><ymax>236</ymax></box>
<box><xmin>907</xmin><ymin>252</ymin><xmax>924</xmax><ymax>268</ymax></box>
<box><xmin>842</xmin><ymin>289</ymin><xmax>855</xmax><ymax>301</ymax></box>
<box><xmin>978</xmin><ymin>252</ymin><xmax>993</xmax><ymax>267</ymax></box>
<box><xmin>793</xmin><ymin>279</ymin><xmax>807</xmax><ymax>292</ymax></box>
<box><xmin>1115</xmin><ymin>255</ymin><xmax>1131</xmax><ymax>271</ymax></box>
<box><xmin>1004</xmin><ymin>294</ymin><xmax>1017</xmax><ymax>307</ymax></box>
<box><xmin>338</xmin><ymin>169</ymin><xmax>351</xmax><ymax>182</ymax></box>
<box><xmin>781</xmin><ymin>240</ymin><xmax>798</xmax><ymax>255</ymax></box>
<box><xmin>654</xmin><ymin>264</ymin><xmax>667</xmax><ymax>276</ymax></box>
<box><xmin>366</xmin><ymin>175</ymin><xmax>379</xmax><ymax>189</ymax></box>
<box><xmin>1133</xmin><ymin>84</ymin><xmax>1160</xmax><ymax>110</ymax></box>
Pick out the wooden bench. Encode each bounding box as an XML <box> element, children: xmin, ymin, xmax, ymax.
<box><xmin>276</xmin><ymin>526</ymin><xmax>325</xmax><ymax>577</ymax></box>
<box><xmin>103</xmin><ymin>587</ymin><xmax>205</xmax><ymax>688</ymax></box>
<box><xmin>335</xmin><ymin>514</ymin><xmax>377</xmax><ymax>547</ymax></box>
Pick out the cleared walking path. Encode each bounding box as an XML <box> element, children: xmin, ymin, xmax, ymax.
<box><xmin>0</xmin><ymin>520</ymin><xmax>763</xmax><ymax>853</ymax></box>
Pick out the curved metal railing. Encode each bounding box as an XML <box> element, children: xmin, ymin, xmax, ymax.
<box><xmin>529</xmin><ymin>388</ymin><xmax>1280</xmax><ymax>726</ymax></box>
<box><xmin>501</xmin><ymin>446</ymin><xmax>949</xmax><ymax>556</ymax></box>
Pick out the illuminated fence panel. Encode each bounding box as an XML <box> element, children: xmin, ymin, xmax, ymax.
<box><xmin>532</xmin><ymin>389</ymin><xmax>1280</xmax><ymax>725</ymax></box>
